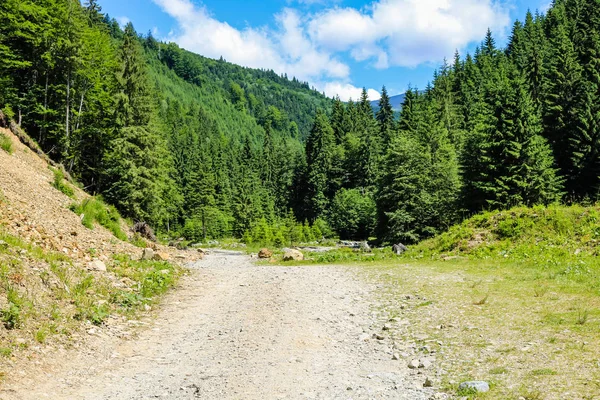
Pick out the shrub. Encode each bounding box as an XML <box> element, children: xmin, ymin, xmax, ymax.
<box><xmin>327</xmin><ymin>188</ymin><xmax>376</xmax><ymax>240</ymax></box>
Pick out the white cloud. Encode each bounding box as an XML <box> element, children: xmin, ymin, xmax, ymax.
<box><xmin>309</xmin><ymin>0</ymin><xmax>511</xmax><ymax>67</ymax></box>
<box><xmin>151</xmin><ymin>0</ymin><xmax>511</xmax><ymax>101</ymax></box>
<box><xmin>320</xmin><ymin>82</ymin><xmax>381</xmax><ymax>101</ymax></box>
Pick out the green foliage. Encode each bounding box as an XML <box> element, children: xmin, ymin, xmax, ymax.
<box><xmin>50</xmin><ymin>168</ymin><xmax>75</xmax><ymax>198</ymax></box>
<box><xmin>0</xmin><ymin>133</ymin><xmax>12</xmax><ymax>154</ymax></box>
<box><xmin>69</xmin><ymin>198</ymin><xmax>127</xmax><ymax>241</ymax></box>
<box><xmin>327</xmin><ymin>188</ymin><xmax>376</xmax><ymax>240</ymax></box>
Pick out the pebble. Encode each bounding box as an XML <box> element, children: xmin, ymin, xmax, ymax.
<box><xmin>408</xmin><ymin>359</ymin><xmax>420</xmax><ymax>369</ymax></box>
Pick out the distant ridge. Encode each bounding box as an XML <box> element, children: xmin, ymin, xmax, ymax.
<box><xmin>371</xmin><ymin>93</ymin><xmax>406</xmax><ymax>112</ymax></box>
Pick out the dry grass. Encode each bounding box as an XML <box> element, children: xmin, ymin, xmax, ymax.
<box><xmin>360</xmin><ymin>258</ymin><xmax>600</xmax><ymax>399</ymax></box>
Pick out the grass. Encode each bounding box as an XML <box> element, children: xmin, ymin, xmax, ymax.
<box><xmin>70</xmin><ymin>197</ymin><xmax>128</xmax><ymax>241</ymax></box>
<box><xmin>50</xmin><ymin>167</ymin><xmax>75</xmax><ymax>198</ymax></box>
<box><xmin>0</xmin><ymin>133</ymin><xmax>13</xmax><ymax>154</ymax></box>
<box><xmin>343</xmin><ymin>205</ymin><xmax>600</xmax><ymax>399</ymax></box>
<box><xmin>0</xmin><ymin>229</ymin><xmax>181</xmax><ymax>353</ymax></box>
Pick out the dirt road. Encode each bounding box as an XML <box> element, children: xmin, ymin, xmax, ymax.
<box><xmin>6</xmin><ymin>251</ymin><xmax>434</xmax><ymax>399</ymax></box>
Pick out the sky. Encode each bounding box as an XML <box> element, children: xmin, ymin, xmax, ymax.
<box><xmin>98</xmin><ymin>0</ymin><xmax>551</xmax><ymax>101</ymax></box>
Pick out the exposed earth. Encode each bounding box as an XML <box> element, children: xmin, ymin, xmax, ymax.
<box><xmin>1</xmin><ymin>251</ymin><xmax>435</xmax><ymax>399</ymax></box>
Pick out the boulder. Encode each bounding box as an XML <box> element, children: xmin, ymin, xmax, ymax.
<box><xmin>458</xmin><ymin>381</ymin><xmax>490</xmax><ymax>393</ymax></box>
<box><xmin>283</xmin><ymin>249</ymin><xmax>304</xmax><ymax>261</ymax></box>
<box><xmin>88</xmin><ymin>260</ymin><xmax>107</xmax><ymax>272</ymax></box>
<box><xmin>153</xmin><ymin>252</ymin><xmax>170</xmax><ymax>261</ymax></box>
<box><xmin>258</xmin><ymin>248</ymin><xmax>273</xmax><ymax>259</ymax></box>
<box><xmin>141</xmin><ymin>248</ymin><xmax>155</xmax><ymax>260</ymax></box>
<box><xmin>393</xmin><ymin>243</ymin><xmax>408</xmax><ymax>255</ymax></box>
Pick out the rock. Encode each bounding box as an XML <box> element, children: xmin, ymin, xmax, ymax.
<box><xmin>258</xmin><ymin>248</ymin><xmax>273</xmax><ymax>259</ymax></box>
<box><xmin>392</xmin><ymin>353</ymin><xmax>400</xmax><ymax>360</ymax></box>
<box><xmin>372</xmin><ymin>333</ymin><xmax>385</xmax><ymax>340</ymax></box>
<box><xmin>430</xmin><ymin>394</ymin><xmax>449</xmax><ymax>400</ymax></box>
<box><xmin>419</xmin><ymin>359</ymin><xmax>432</xmax><ymax>369</ymax></box>
<box><xmin>382</xmin><ymin>324</ymin><xmax>391</xmax><ymax>331</ymax></box>
<box><xmin>88</xmin><ymin>260</ymin><xmax>107</xmax><ymax>272</ymax></box>
<box><xmin>393</xmin><ymin>243</ymin><xmax>408</xmax><ymax>255</ymax></box>
<box><xmin>458</xmin><ymin>381</ymin><xmax>490</xmax><ymax>393</ymax></box>
<box><xmin>359</xmin><ymin>241</ymin><xmax>372</xmax><ymax>253</ymax></box>
<box><xmin>141</xmin><ymin>248</ymin><xmax>154</xmax><ymax>260</ymax></box>
<box><xmin>283</xmin><ymin>249</ymin><xmax>304</xmax><ymax>261</ymax></box>
<box><xmin>153</xmin><ymin>252</ymin><xmax>170</xmax><ymax>261</ymax></box>
<box><xmin>424</xmin><ymin>377</ymin><xmax>433</xmax><ymax>387</ymax></box>
<box><xmin>408</xmin><ymin>359</ymin><xmax>420</xmax><ymax>369</ymax></box>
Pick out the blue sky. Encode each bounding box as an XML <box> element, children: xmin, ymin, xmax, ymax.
<box><xmin>99</xmin><ymin>0</ymin><xmax>550</xmax><ymax>100</ymax></box>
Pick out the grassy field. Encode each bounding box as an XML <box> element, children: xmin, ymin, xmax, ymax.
<box><xmin>355</xmin><ymin>205</ymin><xmax>600</xmax><ymax>399</ymax></box>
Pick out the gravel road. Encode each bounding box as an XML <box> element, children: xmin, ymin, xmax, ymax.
<box><xmin>8</xmin><ymin>251</ymin><xmax>434</xmax><ymax>399</ymax></box>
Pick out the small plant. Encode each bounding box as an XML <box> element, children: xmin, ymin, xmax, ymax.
<box><xmin>534</xmin><ymin>285</ymin><xmax>549</xmax><ymax>298</ymax></box>
<box><xmin>1</xmin><ymin>286</ymin><xmax>26</xmax><ymax>329</ymax></box>
<box><xmin>576</xmin><ymin>309</ymin><xmax>589</xmax><ymax>325</ymax></box>
<box><xmin>0</xmin><ymin>133</ymin><xmax>13</xmax><ymax>154</ymax></box>
<box><xmin>50</xmin><ymin>167</ymin><xmax>75</xmax><ymax>198</ymax></box>
<box><xmin>35</xmin><ymin>327</ymin><xmax>49</xmax><ymax>343</ymax></box>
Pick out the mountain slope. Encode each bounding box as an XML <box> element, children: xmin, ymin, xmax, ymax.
<box><xmin>371</xmin><ymin>93</ymin><xmax>406</xmax><ymax>112</ymax></box>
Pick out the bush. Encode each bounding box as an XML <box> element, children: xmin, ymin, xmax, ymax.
<box><xmin>327</xmin><ymin>188</ymin><xmax>376</xmax><ymax>240</ymax></box>
<box><xmin>70</xmin><ymin>197</ymin><xmax>128</xmax><ymax>241</ymax></box>
<box><xmin>0</xmin><ymin>133</ymin><xmax>13</xmax><ymax>154</ymax></box>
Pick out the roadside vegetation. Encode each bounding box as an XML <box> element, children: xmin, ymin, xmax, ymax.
<box><xmin>352</xmin><ymin>205</ymin><xmax>600</xmax><ymax>399</ymax></box>
<box><xmin>0</xmin><ymin>228</ymin><xmax>181</xmax><ymax>357</ymax></box>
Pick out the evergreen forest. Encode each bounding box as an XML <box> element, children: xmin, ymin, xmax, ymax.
<box><xmin>1</xmin><ymin>0</ymin><xmax>600</xmax><ymax>246</ymax></box>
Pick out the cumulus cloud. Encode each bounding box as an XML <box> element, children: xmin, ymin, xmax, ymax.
<box><xmin>309</xmin><ymin>0</ymin><xmax>510</xmax><ymax>67</ymax></box>
<box><xmin>320</xmin><ymin>82</ymin><xmax>381</xmax><ymax>101</ymax></box>
<box><xmin>152</xmin><ymin>0</ymin><xmax>510</xmax><ymax>100</ymax></box>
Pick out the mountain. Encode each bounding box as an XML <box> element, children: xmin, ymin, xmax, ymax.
<box><xmin>371</xmin><ymin>93</ymin><xmax>406</xmax><ymax>112</ymax></box>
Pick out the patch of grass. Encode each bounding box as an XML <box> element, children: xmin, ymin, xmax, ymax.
<box><xmin>490</xmin><ymin>367</ymin><xmax>508</xmax><ymax>375</ymax></box>
<box><xmin>0</xmin><ymin>230</ymin><xmax>69</xmax><ymax>264</ymax></box>
<box><xmin>0</xmin><ymin>347</ymin><xmax>12</xmax><ymax>358</ymax></box>
<box><xmin>577</xmin><ymin>309</ymin><xmax>589</xmax><ymax>325</ymax></box>
<box><xmin>531</xmin><ymin>368</ymin><xmax>557</xmax><ymax>376</ymax></box>
<box><xmin>473</xmin><ymin>293</ymin><xmax>490</xmax><ymax>305</ymax></box>
<box><xmin>0</xmin><ymin>286</ymin><xmax>30</xmax><ymax>329</ymax></box>
<box><xmin>50</xmin><ymin>167</ymin><xmax>75</xmax><ymax>198</ymax></box>
<box><xmin>0</xmin><ymin>133</ymin><xmax>13</xmax><ymax>154</ymax></box>
<box><xmin>70</xmin><ymin>198</ymin><xmax>127</xmax><ymax>241</ymax></box>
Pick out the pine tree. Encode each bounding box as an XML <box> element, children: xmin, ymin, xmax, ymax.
<box><xmin>376</xmin><ymin>86</ymin><xmax>394</xmax><ymax>144</ymax></box>
<box><xmin>304</xmin><ymin>109</ymin><xmax>336</xmax><ymax>221</ymax></box>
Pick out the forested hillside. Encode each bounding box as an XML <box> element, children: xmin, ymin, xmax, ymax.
<box><xmin>0</xmin><ymin>0</ymin><xmax>331</xmax><ymax>243</ymax></box>
<box><xmin>2</xmin><ymin>0</ymin><xmax>600</xmax><ymax>246</ymax></box>
<box><xmin>300</xmin><ymin>0</ymin><xmax>600</xmax><ymax>244</ymax></box>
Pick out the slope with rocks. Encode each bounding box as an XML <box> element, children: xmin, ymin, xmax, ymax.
<box><xmin>0</xmin><ymin>127</ymin><xmax>200</xmax><ymax>387</ymax></box>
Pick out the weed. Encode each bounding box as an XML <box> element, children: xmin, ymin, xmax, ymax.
<box><xmin>1</xmin><ymin>286</ymin><xmax>27</xmax><ymax>329</ymax></box>
<box><xmin>0</xmin><ymin>133</ymin><xmax>13</xmax><ymax>154</ymax></box>
<box><xmin>577</xmin><ymin>309</ymin><xmax>589</xmax><ymax>325</ymax></box>
<box><xmin>50</xmin><ymin>167</ymin><xmax>75</xmax><ymax>198</ymax></box>
<box><xmin>534</xmin><ymin>285</ymin><xmax>549</xmax><ymax>298</ymax></box>
<box><xmin>34</xmin><ymin>327</ymin><xmax>48</xmax><ymax>343</ymax></box>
